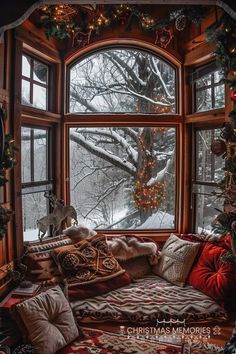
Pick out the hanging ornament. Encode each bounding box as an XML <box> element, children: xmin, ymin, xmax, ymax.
<box><xmin>175</xmin><ymin>14</ymin><xmax>187</xmax><ymax>31</ymax></box>
<box><xmin>210</xmin><ymin>139</ymin><xmax>226</xmax><ymax>156</ymax></box>
<box><xmin>155</xmin><ymin>27</ymin><xmax>173</xmax><ymax>48</ymax></box>
<box><xmin>230</xmin><ymin>90</ymin><xmax>236</xmax><ymax>101</ymax></box>
<box><xmin>72</xmin><ymin>29</ymin><xmax>92</xmax><ymax>47</ymax></box>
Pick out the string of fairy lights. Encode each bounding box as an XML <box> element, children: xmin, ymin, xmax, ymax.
<box><xmin>39</xmin><ymin>4</ymin><xmax>207</xmax><ymax>48</ymax></box>
<box><xmin>133</xmin><ymin>129</ymin><xmax>166</xmax><ymax>210</ymax></box>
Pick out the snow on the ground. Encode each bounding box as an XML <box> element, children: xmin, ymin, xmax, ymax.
<box><xmin>136</xmin><ymin>210</ymin><xmax>174</xmax><ymax>229</ymax></box>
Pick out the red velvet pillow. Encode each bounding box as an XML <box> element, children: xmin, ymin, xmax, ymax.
<box><xmin>188</xmin><ymin>243</ymin><xmax>236</xmax><ymax>305</ymax></box>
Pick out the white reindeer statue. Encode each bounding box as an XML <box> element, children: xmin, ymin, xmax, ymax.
<box><xmin>37</xmin><ymin>192</ymin><xmax>78</xmax><ymax>241</ymax></box>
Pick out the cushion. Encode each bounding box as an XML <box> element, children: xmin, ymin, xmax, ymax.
<box><xmin>23</xmin><ymin>235</ymin><xmax>73</xmax><ymax>284</ymax></box>
<box><xmin>152</xmin><ymin>233</ymin><xmax>200</xmax><ymax>287</ymax></box>
<box><xmin>52</xmin><ymin>235</ymin><xmax>131</xmax><ymax>301</ymax></box>
<box><xmin>188</xmin><ymin>242</ymin><xmax>236</xmax><ymax>305</ymax></box>
<box><xmin>71</xmin><ymin>275</ymin><xmax>227</xmax><ymax>323</ymax></box>
<box><xmin>12</xmin><ymin>286</ymin><xmax>79</xmax><ymax>354</ymax></box>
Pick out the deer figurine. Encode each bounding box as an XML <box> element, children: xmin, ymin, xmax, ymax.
<box><xmin>37</xmin><ymin>214</ymin><xmax>60</xmax><ymax>241</ymax></box>
<box><xmin>44</xmin><ymin>192</ymin><xmax>78</xmax><ymax>231</ymax></box>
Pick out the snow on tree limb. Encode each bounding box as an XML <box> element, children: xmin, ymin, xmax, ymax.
<box><xmin>108</xmin><ymin>87</ymin><xmax>173</xmax><ymax>107</ymax></box>
<box><xmin>70</xmin><ymin>132</ymin><xmax>136</xmax><ymax>177</ymax></box>
<box><xmin>150</xmin><ymin>57</ymin><xmax>175</xmax><ymax>100</ymax></box>
<box><xmin>75</xmin><ymin>128</ymin><xmax>138</xmax><ymax>166</ymax></box>
<box><xmin>70</xmin><ymin>89</ymin><xmax>98</xmax><ymax>112</ymax></box>
<box><xmin>104</xmin><ymin>52</ymin><xmax>147</xmax><ymax>87</ymax></box>
<box><xmin>147</xmin><ymin>155</ymin><xmax>174</xmax><ymax>186</ymax></box>
<box><xmin>119</xmin><ymin>128</ymin><xmax>138</xmax><ymax>143</ymax></box>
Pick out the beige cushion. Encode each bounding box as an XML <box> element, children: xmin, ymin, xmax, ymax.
<box><xmin>14</xmin><ymin>286</ymin><xmax>79</xmax><ymax>354</ymax></box>
<box><xmin>152</xmin><ymin>233</ymin><xmax>200</xmax><ymax>287</ymax></box>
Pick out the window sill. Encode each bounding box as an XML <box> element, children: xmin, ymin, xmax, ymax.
<box><xmin>98</xmin><ymin>230</ymin><xmax>172</xmax><ymax>241</ymax></box>
<box><xmin>185</xmin><ymin>108</ymin><xmax>225</xmax><ymax>123</ymax></box>
<box><xmin>21</xmin><ymin>105</ymin><xmax>61</xmax><ymax>122</ymax></box>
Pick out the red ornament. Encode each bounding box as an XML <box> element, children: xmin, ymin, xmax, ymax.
<box><xmin>210</xmin><ymin>139</ymin><xmax>226</xmax><ymax>156</ymax></box>
<box><xmin>230</xmin><ymin>90</ymin><xmax>236</xmax><ymax>101</ymax></box>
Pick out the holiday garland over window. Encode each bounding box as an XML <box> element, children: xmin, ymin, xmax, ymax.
<box><xmin>207</xmin><ymin>14</ymin><xmax>236</xmax><ymax>262</ymax></box>
<box><xmin>39</xmin><ymin>4</ymin><xmax>207</xmax><ymax>48</ymax></box>
<box><xmin>0</xmin><ymin>106</ymin><xmax>17</xmax><ymax>240</ymax></box>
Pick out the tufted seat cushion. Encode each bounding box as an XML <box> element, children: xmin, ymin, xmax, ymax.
<box><xmin>188</xmin><ymin>243</ymin><xmax>236</xmax><ymax>305</ymax></box>
<box><xmin>13</xmin><ymin>286</ymin><xmax>79</xmax><ymax>354</ymax></box>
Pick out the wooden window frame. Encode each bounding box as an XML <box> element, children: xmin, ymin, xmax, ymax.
<box><xmin>191</xmin><ymin>63</ymin><xmax>225</xmax><ymax>113</ymax></box>
<box><xmin>64</xmin><ymin>115</ymin><xmax>183</xmax><ymax>239</ymax></box>
<box><xmin>21</xmin><ymin>54</ymin><xmax>49</xmax><ymax>111</ymax></box>
<box><xmin>64</xmin><ymin>41</ymin><xmax>183</xmax><ymax>238</ymax></box>
<box><xmin>21</xmin><ymin>124</ymin><xmax>55</xmax><ymax>239</ymax></box>
<box><xmin>191</xmin><ymin>125</ymin><xmax>224</xmax><ymax>232</ymax></box>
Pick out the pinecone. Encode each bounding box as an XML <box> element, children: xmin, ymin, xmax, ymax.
<box><xmin>12</xmin><ymin>344</ymin><xmax>35</xmax><ymax>354</ymax></box>
<box><xmin>175</xmin><ymin>15</ymin><xmax>187</xmax><ymax>31</ymax></box>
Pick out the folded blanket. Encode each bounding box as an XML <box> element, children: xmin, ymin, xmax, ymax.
<box><xmin>107</xmin><ymin>236</ymin><xmax>158</xmax><ymax>263</ymax></box>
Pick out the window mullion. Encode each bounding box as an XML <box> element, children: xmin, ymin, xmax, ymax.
<box><xmin>30</xmin><ymin>128</ymin><xmax>34</xmax><ymax>182</ymax></box>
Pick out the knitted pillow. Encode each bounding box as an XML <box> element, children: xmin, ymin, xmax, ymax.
<box><xmin>152</xmin><ymin>233</ymin><xmax>200</xmax><ymax>287</ymax></box>
<box><xmin>52</xmin><ymin>235</ymin><xmax>131</xmax><ymax>301</ymax></box>
<box><xmin>23</xmin><ymin>235</ymin><xmax>72</xmax><ymax>284</ymax></box>
<box><xmin>12</xmin><ymin>286</ymin><xmax>79</xmax><ymax>354</ymax></box>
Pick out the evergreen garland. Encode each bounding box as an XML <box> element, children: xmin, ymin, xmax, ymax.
<box><xmin>207</xmin><ymin>13</ymin><xmax>236</xmax><ymax>262</ymax></box>
<box><xmin>0</xmin><ymin>106</ymin><xmax>17</xmax><ymax>240</ymax></box>
<box><xmin>39</xmin><ymin>5</ymin><xmax>207</xmax><ymax>44</ymax></box>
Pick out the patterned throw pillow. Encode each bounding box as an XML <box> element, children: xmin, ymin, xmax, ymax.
<box><xmin>23</xmin><ymin>235</ymin><xmax>73</xmax><ymax>284</ymax></box>
<box><xmin>152</xmin><ymin>233</ymin><xmax>200</xmax><ymax>287</ymax></box>
<box><xmin>52</xmin><ymin>235</ymin><xmax>131</xmax><ymax>301</ymax></box>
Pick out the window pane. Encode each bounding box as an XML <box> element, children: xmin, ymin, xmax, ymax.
<box><xmin>21</xmin><ymin>79</ymin><xmax>31</xmax><ymax>106</ymax></box>
<box><xmin>196</xmin><ymin>74</ymin><xmax>211</xmax><ymax>88</ymax></box>
<box><xmin>196</xmin><ymin>128</ymin><xmax>223</xmax><ymax>183</ymax></box>
<box><xmin>194</xmin><ymin>68</ymin><xmax>225</xmax><ymax>112</ymax></box>
<box><xmin>34</xmin><ymin>128</ymin><xmax>48</xmax><ymax>181</ymax></box>
<box><xmin>21</xmin><ymin>127</ymin><xmax>48</xmax><ymax>183</ymax></box>
<box><xmin>69</xmin><ymin>48</ymin><xmax>176</xmax><ymax>113</ymax></box>
<box><xmin>22</xmin><ymin>192</ymin><xmax>48</xmax><ymax>241</ymax></box>
<box><xmin>33</xmin><ymin>60</ymin><xmax>48</xmax><ymax>84</ymax></box>
<box><xmin>194</xmin><ymin>185</ymin><xmax>224</xmax><ymax>233</ymax></box>
<box><xmin>22</xmin><ymin>55</ymin><xmax>31</xmax><ymax>78</ymax></box>
<box><xmin>69</xmin><ymin>127</ymin><xmax>176</xmax><ymax>230</ymax></box>
<box><xmin>214</xmin><ymin>85</ymin><xmax>225</xmax><ymax>108</ymax></box>
<box><xmin>21</xmin><ymin>127</ymin><xmax>31</xmax><ymax>183</ymax></box>
<box><xmin>33</xmin><ymin>84</ymin><xmax>47</xmax><ymax>110</ymax></box>
<box><xmin>214</xmin><ymin>71</ymin><xmax>223</xmax><ymax>83</ymax></box>
<box><xmin>196</xmin><ymin>88</ymin><xmax>212</xmax><ymax>112</ymax></box>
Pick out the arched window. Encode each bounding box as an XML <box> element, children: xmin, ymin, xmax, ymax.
<box><xmin>69</xmin><ymin>48</ymin><xmax>176</xmax><ymax>114</ymax></box>
<box><xmin>67</xmin><ymin>46</ymin><xmax>179</xmax><ymax>233</ymax></box>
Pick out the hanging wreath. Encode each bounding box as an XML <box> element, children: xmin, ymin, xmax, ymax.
<box><xmin>134</xmin><ymin>181</ymin><xmax>165</xmax><ymax>209</ymax></box>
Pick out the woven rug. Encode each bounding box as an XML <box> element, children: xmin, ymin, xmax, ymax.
<box><xmin>58</xmin><ymin>327</ymin><xmax>184</xmax><ymax>354</ymax></box>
